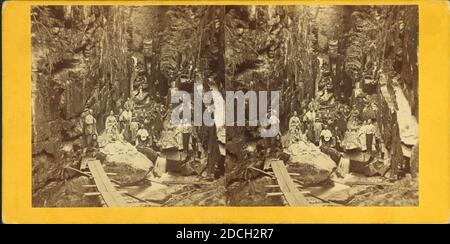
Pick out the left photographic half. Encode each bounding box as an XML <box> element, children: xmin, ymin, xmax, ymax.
<box><xmin>31</xmin><ymin>5</ymin><xmax>226</xmax><ymax>207</ymax></box>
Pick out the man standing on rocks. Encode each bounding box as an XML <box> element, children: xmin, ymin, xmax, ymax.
<box><xmin>303</xmin><ymin>107</ymin><xmax>316</xmax><ymax>142</ymax></box>
<box><xmin>83</xmin><ymin>109</ymin><xmax>97</xmax><ymax>149</ymax></box>
<box><xmin>181</xmin><ymin>118</ymin><xmax>192</xmax><ymax>157</ymax></box>
<box><xmin>120</xmin><ymin>107</ymin><xmax>132</xmax><ymax>142</ymax></box>
<box><xmin>361</xmin><ymin>119</ymin><xmax>377</xmax><ymax>155</ymax></box>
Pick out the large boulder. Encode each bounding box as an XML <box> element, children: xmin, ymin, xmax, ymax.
<box><xmin>100</xmin><ymin>141</ymin><xmax>153</xmax><ymax>185</ymax></box>
<box><xmin>284</xmin><ymin>141</ymin><xmax>337</xmax><ymax>186</ymax></box>
<box><xmin>341</xmin><ymin>130</ymin><xmax>363</xmax><ymax>151</ymax></box>
<box><xmin>32</xmin><ymin>152</ymin><xmax>60</xmax><ymax>192</ymax></box>
<box><xmin>32</xmin><ymin>176</ymin><xmax>101</xmax><ymax>207</ymax></box>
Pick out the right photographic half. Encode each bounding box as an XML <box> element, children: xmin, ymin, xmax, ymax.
<box><xmin>224</xmin><ymin>5</ymin><xmax>418</xmax><ymax>206</ymax></box>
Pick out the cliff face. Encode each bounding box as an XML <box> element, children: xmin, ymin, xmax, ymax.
<box><xmin>399</xmin><ymin>7</ymin><xmax>418</xmax><ymax>117</ymax></box>
<box><xmin>341</xmin><ymin>6</ymin><xmax>418</xmax><ymax>178</ymax></box>
<box><xmin>127</xmin><ymin>6</ymin><xmax>224</xmax><ymax>97</ymax></box>
<box><xmin>31</xmin><ymin>6</ymin><xmax>225</xmax><ymax>207</ymax></box>
<box><xmin>159</xmin><ymin>6</ymin><xmax>224</xmax><ymax>82</ymax></box>
<box><xmin>31</xmin><ymin>6</ymin><xmax>132</xmax><ymax>202</ymax></box>
<box><xmin>342</xmin><ymin>6</ymin><xmax>386</xmax><ymax>85</ymax></box>
<box><xmin>342</xmin><ymin>6</ymin><xmax>418</xmax><ymax>109</ymax></box>
<box><xmin>382</xmin><ymin>7</ymin><xmax>418</xmax><ymax>116</ymax></box>
<box><xmin>225</xmin><ymin>6</ymin><xmax>317</xmax><ymax>129</ymax></box>
<box><xmin>314</xmin><ymin>6</ymin><xmax>345</xmax><ymax>52</ymax></box>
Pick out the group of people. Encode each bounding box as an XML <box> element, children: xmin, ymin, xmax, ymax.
<box><xmin>105</xmin><ymin>96</ymin><xmax>167</xmax><ymax>151</ymax></box>
<box><xmin>288</xmin><ymin>97</ymin><xmax>381</xmax><ymax>158</ymax></box>
<box><xmin>288</xmin><ymin>99</ymin><xmax>337</xmax><ymax>147</ymax></box>
<box><xmin>77</xmin><ymin>88</ymin><xmax>169</xmax><ymax>160</ymax></box>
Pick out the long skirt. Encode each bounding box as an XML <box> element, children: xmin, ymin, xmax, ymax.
<box><xmin>366</xmin><ymin>133</ymin><xmax>374</xmax><ymax>154</ymax></box>
<box><xmin>182</xmin><ymin>133</ymin><xmax>190</xmax><ymax>153</ymax></box>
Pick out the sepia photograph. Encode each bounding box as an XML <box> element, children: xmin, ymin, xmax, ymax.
<box><xmin>31</xmin><ymin>5</ymin><xmax>418</xmax><ymax>208</ymax></box>
<box><xmin>32</xmin><ymin>5</ymin><xmax>227</xmax><ymax>207</ymax></box>
<box><xmin>224</xmin><ymin>5</ymin><xmax>418</xmax><ymax>206</ymax></box>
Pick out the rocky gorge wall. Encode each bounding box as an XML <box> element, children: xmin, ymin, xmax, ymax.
<box><xmin>31</xmin><ymin>6</ymin><xmax>132</xmax><ymax>206</ymax></box>
<box><xmin>224</xmin><ymin>6</ymin><xmax>320</xmax><ymax>205</ymax></box>
<box><xmin>127</xmin><ymin>6</ymin><xmax>224</xmax><ymax>96</ymax></box>
<box><xmin>342</xmin><ymin>5</ymin><xmax>419</xmax><ymax>177</ymax></box>
<box><xmin>225</xmin><ymin>6</ymin><xmax>318</xmax><ymax>131</ymax></box>
<box><xmin>342</xmin><ymin>5</ymin><xmax>418</xmax><ymax>113</ymax></box>
<box><xmin>385</xmin><ymin>6</ymin><xmax>418</xmax><ymax>116</ymax></box>
<box><xmin>314</xmin><ymin>6</ymin><xmax>345</xmax><ymax>52</ymax></box>
<box><xmin>31</xmin><ymin>5</ymin><xmax>225</xmax><ymax>207</ymax></box>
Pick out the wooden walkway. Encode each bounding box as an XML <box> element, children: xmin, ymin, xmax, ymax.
<box><xmin>86</xmin><ymin>160</ymin><xmax>128</xmax><ymax>207</ymax></box>
<box><xmin>269</xmin><ymin>160</ymin><xmax>308</xmax><ymax>206</ymax></box>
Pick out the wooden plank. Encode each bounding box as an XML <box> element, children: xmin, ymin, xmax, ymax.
<box><xmin>87</xmin><ymin>160</ymin><xmax>127</xmax><ymax>207</ymax></box>
<box><xmin>149</xmin><ymin>179</ymin><xmax>212</xmax><ymax>186</ymax></box>
<box><xmin>270</xmin><ymin>160</ymin><xmax>308</xmax><ymax>206</ymax></box>
<box><xmin>90</xmin><ymin>160</ymin><xmax>127</xmax><ymax>207</ymax></box>
<box><xmin>88</xmin><ymin>161</ymin><xmax>118</xmax><ymax>207</ymax></box>
<box><xmin>247</xmin><ymin>166</ymin><xmax>275</xmax><ymax>178</ymax></box>
<box><xmin>88</xmin><ymin>161</ymin><xmax>108</xmax><ymax>191</ymax></box>
<box><xmin>65</xmin><ymin>166</ymin><xmax>92</xmax><ymax>178</ymax></box>
<box><xmin>267</xmin><ymin>191</ymin><xmax>310</xmax><ymax>197</ymax></box>
<box><xmin>346</xmin><ymin>181</ymin><xmax>394</xmax><ymax>186</ymax></box>
<box><xmin>84</xmin><ymin>191</ymin><xmax>127</xmax><ymax>196</ymax></box>
<box><xmin>331</xmin><ymin>179</ymin><xmax>394</xmax><ymax>186</ymax></box>
<box><xmin>82</xmin><ymin>185</ymin><xmax>97</xmax><ymax>188</ymax></box>
<box><xmin>91</xmin><ymin>162</ymin><xmax>116</xmax><ymax>192</ymax></box>
<box><xmin>264</xmin><ymin>184</ymin><xmax>302</xmax><ymax>188</ymax></box>
<box><xmin>83</xmin><ymin>184</ymin><xmax>120</xmax><ymax>188</ymax></box>
<box><xmin>161</xmin><ymin>180</ymin><xmax>212</xmax><ymax>185</ymax></box>
<box><xmin>122</xmin><ymin>193</ymin><xmax>163</xmax><ymax>207</ymax></box>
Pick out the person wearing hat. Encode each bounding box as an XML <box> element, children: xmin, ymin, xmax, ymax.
<box><xmin>120</xmin><ymin>107</ymin><xmax>133</xmax><ymax>142</ymax></box>
<box><xmin>360</xmin><ymin>118</ymin><xmax>377</xmax><ymax>155</ymax></box>
<box><xmin>181</xmin><ymin>117</ymin><xmax>192</xmax><ymax>156</ymax></box>
<box><xmin>303</xmin><ymin>107</ymin><xmax>316</xmax><ymax>142</ymax></box>
<box><xmin>268</xmin><ymin>110</ymin><xmax>281</xmax><ymax>151</ymax></box>
<box><xmin>288</xmin><ymin>111</ymin><xmax>301</xmax><ymax>142</ymax></box>
<box><xmin>82</xmin><ymin>109</ymin><xmax>97</xmax><ymax>148</ymax></box>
